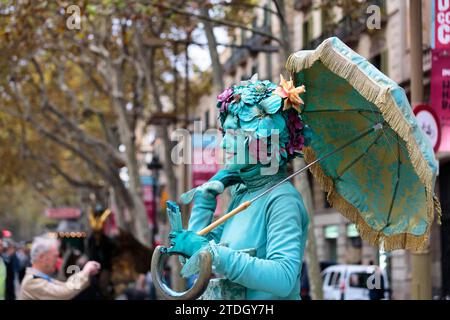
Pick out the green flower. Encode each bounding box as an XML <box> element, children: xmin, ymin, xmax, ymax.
<box><xmin>238</xmin><ymin>95</ymin><xmax>283</xmax><ymax>122</ymax></box>
<box><xmin>240</xmin><ymin>111</ymin><xmax>287</xmax><ymax>138</ymax></box>
<box><xmin>228</xmin><ymin>81</ymin><xmax>278</xmax><ymax>116</ymax></box>
<box><xmin>228</xmin><ymin>86</ymin><xmax>253</xmax><ymax>115</ymax></box>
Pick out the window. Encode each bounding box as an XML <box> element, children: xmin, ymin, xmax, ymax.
<box><xmin>324</xmin><ymin>225</ymin><xmax>339</xmax><ymax>239</ymax></box>
<box><xmin>266</xmin><ymin>53</ymin><xmax>272</xmax><ymax>81</ymax></box>
<box><xmin>321</xmin><ymin>7</ymin><xmax>333</xmax><ymax>35</ymax></box>
<box><xmin>347</xmin><ymin>224</ymin><xmax>359</xmax><ymax>237</ymax></box>
<box><xmin>263</xmin><ymin>3</ymin><xmax>271</xmax><ymax>30</ymax></box>
<box><xmin>348</xmin><ymin>236</ymin><xmax>362</xmax><ymax>250</ymax></box>
<box><xmin>325</xmin><ymin>238</ymin><xmax>337</xmax><ymax>262</ymax></box>
<box><xmin>205</xmin><ymin>110</ymin><xmax>210</xmax><ymax>129</ymax></box>
<box><xmin>251</xmin><ymin>61</ymin><xmax>258</xmax><ymax>77</ymax></box>
<box><xmin>327</xmin><ymin>272</ymin><xmax>336</xmax><ymax>286</ymax></box>
<box><xmin>323</xmin><ymin>191</ymin><xmax>331</xmax><ymax>208</ymax></box>
<box><xmin>370</xmin><ymin>53</ymin><xmax>381</xmax><ymax>70</ymax></box>
<box><xmin>324</xmin><ymin>225</ymin><xmax>338</xmax><ymax>262</ymax></box>
<box><xmin>380</xmin><ymin>49</ymin><xmax>389</xmax><ymax>75</ymax></box>
<box><xmin>327</xmin><ymin>271</ymin><xmax>342</xmax><ymax>287</ymax></box>
<box><xmin>335</xmin><ymin>272</ymin><xmax>341</xmax><ymax>287</ymax></box>
<box><xmin>370</xmin><ymin>50</ymin><xmax>388</xmax><ymax>75</ymax></box>
<box><xmin>302</xmin><ymin>16</ymin><xmax>312</xmax><ymax>49</ymax></box>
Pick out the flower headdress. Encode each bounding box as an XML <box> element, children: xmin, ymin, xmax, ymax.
<box><xmin>216</xmin><ymin>74</ymin><xmax>312</xmax><ymax>162</ymax></box>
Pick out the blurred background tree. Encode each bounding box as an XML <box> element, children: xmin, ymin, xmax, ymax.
<box><xmin>0</xmin><ymin>0</ymin><xmax>212</xmax><ymax>244</ymax></box>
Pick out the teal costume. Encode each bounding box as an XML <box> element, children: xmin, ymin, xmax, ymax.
<box><xmin>167</xmin><ymin>76</ymin><xmax>310</xmax><ymax>299</ymax></box>
<box><xmin>188</xmin><ymin>166</ymin><xmax>308</xmax><ymax>299</ymax></box>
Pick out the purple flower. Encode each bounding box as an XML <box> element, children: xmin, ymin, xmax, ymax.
<box><xmin>217</xmin><ymin>87</ymin><xmax>234</xmax><ymax>112</ymax></box>
<box><xmin>286</xmin><ymin>111</ymin><xmax>306</xmax><ymax>156</ymax></box>
<box><xmin>288</xmin><ymin>112</ymin><xmax>304</xmax><ymax>131</ymax></box>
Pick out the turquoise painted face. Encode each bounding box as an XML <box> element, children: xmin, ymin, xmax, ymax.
<box><xmin>220</xmin><ymin>114</ymin><xmax>256</xmax><ymax>171</ymax></box>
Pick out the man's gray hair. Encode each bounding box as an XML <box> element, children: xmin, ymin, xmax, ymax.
<box><xmin>30</xmin><ymin>235</ymin><xmax>59</xmax><ymax>264</ymax></box>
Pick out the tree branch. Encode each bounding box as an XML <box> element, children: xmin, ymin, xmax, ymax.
<box><xmin>28</xmin><ymin>57</ymin><xmax>126</xmax><ymax>165</ymax></box>
<box><xmin>26</xmin><ymin>150</ymin><xmax>105</xmax><ymax>191</ymax></box>
<box><xmin>150</xmin><ymin>2</ymin><xmax>283</xmax><ymax>44</ymax></box>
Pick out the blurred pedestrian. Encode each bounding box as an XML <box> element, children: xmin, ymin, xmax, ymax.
<box><xmin>124</xmin><ymin>274</ymin><xmax>149</xmax><ymax>300</ymax></box>
<box><xmin>2</xmin><ymin>239</ymin><xmax>19</xmax><ymax>300</ymax></box>
<box><xmin>16</xmin><ymin>242</ymin><xmax>31</xmax><ymax>282</ymax></box>
<box><xmin>18</xmin><ymin>236</ymin><xmax>101</xmax><ymax>300</ymax></box>
<box><xmin>0</xmin><ymin>237</ymin><xmax>6</xmax><ymax>300</ymax></box>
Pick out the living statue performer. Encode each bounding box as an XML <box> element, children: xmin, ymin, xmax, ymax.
<box><xmin>155</xmin><ymin>36</ymin><xmax>441</xmax><ymax>300</ymax></box>
<box><xmin>165</xmin><ymin>75</ymin><xmax>312</xmax><ymax>299</ymax></box>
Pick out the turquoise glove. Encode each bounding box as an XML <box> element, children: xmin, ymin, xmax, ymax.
<box><xmin>209</xmin><ymin>168</ymin><xmax>242</xmax><ymax>188</ymax></box>
<box><xmin>163</xmin><ymin>230</ymin><xmax>209</xmax><ymax>258</ymax></box>
<box><xmin>180</xmin><ymin>169</ymin><xmax>242</xmax><ymax>204</ymax></box>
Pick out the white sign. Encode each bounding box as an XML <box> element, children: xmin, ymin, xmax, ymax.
<box><xmin>414</xmin><ymin>106</ymin><xmax>441</xmax><ymax>152</ymax></box>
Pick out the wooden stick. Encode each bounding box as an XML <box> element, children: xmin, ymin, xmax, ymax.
<box><xmin>197</xmin><ymin>201</ymin><xmax>252</xmax><ymax>236</ymax></box>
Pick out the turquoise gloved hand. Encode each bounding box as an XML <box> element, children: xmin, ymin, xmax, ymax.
<box><xmin>209</xmin><ymin>168</ymin><xmax>242</xmax><ymax>188</ymax></box>
<box><xmin>163</xmin><ymin>230</ymin><xmax>209</xmax><ymax>258</ymax></box>
<box><xmin>180</xmin><ymin>169</ymin><xmax>242</xmax><ymax>205</ymax></box>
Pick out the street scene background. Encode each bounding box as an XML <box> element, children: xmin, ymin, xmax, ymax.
<box><xmin>0</xmin><ymin>0</ymin><xmax>449</xmax><ymax>300</ymax></box>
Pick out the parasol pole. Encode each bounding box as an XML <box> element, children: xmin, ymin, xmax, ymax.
<box><xmin>197</xmin><ymin>122</ymin><xmax>384</xmax><ymax>236</ymax></box>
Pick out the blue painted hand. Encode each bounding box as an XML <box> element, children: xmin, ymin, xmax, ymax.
<box><xmin>163</xmin><ymin>230</ymin><xmax>209</xmax><ymax>258</ymax></box>
<box><xmin>180</xmin><ymin>168</ymin><xmax>242</xmax><ymax>205</ymax></box>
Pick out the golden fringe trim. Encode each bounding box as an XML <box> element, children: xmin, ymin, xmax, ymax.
<box><xmin>304</xmin><ymin>147</ymin><xmax>429</xmax><ymax>251</ymax></box>
<box><xmin>286</xmin><ymin>38</ymin><xmax>440</xmax><ymax>250</ymax></box>
<box><xmin>434</xmin><ymin>195</ymin><xmax>442</xmax><ymax>225</ymax></box>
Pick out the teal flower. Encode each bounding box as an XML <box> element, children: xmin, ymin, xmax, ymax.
<box><xmin>227</xmin><ymin>85</ymin><xmax>246</xmax><ymax>115</ymax></box>
<box><xmin>240</xmin><ymin>111</ymin><xmax>287</xmax><ymax>138</ymax></box>
<box><xmin>238</xmin><ymin>94</ymin><xmax>283</xmax><ymax>122</ymax></box>
<box><xmin>228</xmin><ymin>81</ymin><xmax>278</xmax><ymax>116</ymax></box>
<box><xmin>245</xmin><ymin>81</ymin><xmax>277</xmax><ymax>103</ymax></box>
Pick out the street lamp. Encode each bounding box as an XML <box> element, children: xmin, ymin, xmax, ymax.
<box><xmin>147</xmin><ymin>155</ymin><xmax>163</xmax><ymax>244</ymax></box>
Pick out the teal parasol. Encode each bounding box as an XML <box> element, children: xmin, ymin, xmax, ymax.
<box><xmin>286</xmin><ymin>37</ymin><xmax>441</xmax><ymax>251</ymax></box>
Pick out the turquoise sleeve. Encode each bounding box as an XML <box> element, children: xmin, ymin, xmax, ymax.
<box><xmin>188</xmin><ymin>193</ymin><xmax>224</xmax><ymax>243</ymax></box>
<box><xmin>211</xmin><ymin>192</ymin><xmax>308</xmax><ymax>298</ymax></box>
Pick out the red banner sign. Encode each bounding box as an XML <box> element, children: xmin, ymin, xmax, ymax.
<box><xmin>143</xmin><ymin>183</ymin><xmax>155</xmax><ymax>227</ymax></box>
<box><xmin>192</xmin><ymin>132</ymin><xmax>221</xmax><ymax>215</ymax></box>
<box><xmin>431</xmin><ymin>49</ymin><xmax>450</xmax><ymax>152</ymax></box>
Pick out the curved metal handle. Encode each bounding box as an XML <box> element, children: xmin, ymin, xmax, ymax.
<box><xmin>151</xmin><ymin>245</ymin><xmax>212</xmax><ymax>300</ymax></box>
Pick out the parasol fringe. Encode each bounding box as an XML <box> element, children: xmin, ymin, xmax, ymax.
<box><xmin>303</xmin><ymin>146</ymin><xmax>429</xmax><ymax>252</ymax></box>
<box><xmin>434</xmin><ymin>194</ymin><xmax>442</xmax><ymax>225</ymax></box>
<box><xmin>288</xmin><ymin>38</ymin><xmax>438</xmax><ymax>250</ymax></box>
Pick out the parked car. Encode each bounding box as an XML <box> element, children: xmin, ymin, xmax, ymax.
<box><xmin>321</xmin><ymin>264</ymin><xmax>390</xmax><ymax>300</ymax></box>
